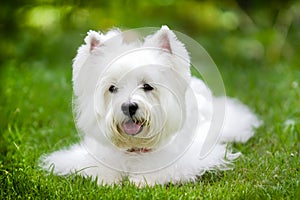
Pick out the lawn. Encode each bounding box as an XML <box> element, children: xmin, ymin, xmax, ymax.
<box><xmin>1</xmin><ymin>56</ymin><xmax>299</xmax><ymax>199</ymax></box>
<box><xmin>1</xmin><ymin>1</ymin><xmax>300</xmax><ymax>199</ymax></box>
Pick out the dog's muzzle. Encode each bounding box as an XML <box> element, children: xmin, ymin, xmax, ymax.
<box><xmin>121</xmin><ymin>102</ymin><xmax>144</xmax><ymax>135</ymax></box>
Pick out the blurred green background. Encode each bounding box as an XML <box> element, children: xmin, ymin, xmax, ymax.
<box><xmin>1</xmin><ymin>1</ymin><xmax>300</xmax><ymax>198</ymax></box>
<box><xmin>1</xmin><ymin>0</ymin><xmax>299</xmax><ymax>70</ymax></box>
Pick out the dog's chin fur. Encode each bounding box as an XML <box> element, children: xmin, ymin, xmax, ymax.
<box><xmin>39</xmin><ymin>26</ymin><xmax>261</xmax><ymax>186</ymax></box>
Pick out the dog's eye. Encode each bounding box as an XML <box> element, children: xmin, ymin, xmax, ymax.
<box><xmin>108</xmin><ymin>85</ymin><xmax>118</xmax><ymax>93</ymax></box>
<box><xmin>143</xmin><ymin>83</ymin><xmax>153</xmax><ymax>91</ymax></box>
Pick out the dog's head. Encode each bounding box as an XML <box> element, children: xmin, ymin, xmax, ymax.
<box><xmin>73</xmin><ymin>26</ymin><xmax>191</xmax><ymax>152</ymax></box>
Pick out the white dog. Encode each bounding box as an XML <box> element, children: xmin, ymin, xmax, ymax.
<box><xmin>40</xmin><ymin>26</ymin><xmax>261</xmax><ymax>186</ymax></box>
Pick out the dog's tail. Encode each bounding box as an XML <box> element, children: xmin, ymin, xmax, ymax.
<box><xmin>216</xmin><ymin>97</ymin><xmax>262</xmax><ymax>143</ymax></box>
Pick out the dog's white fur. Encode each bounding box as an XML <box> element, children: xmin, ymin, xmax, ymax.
<box><xmin>40</xmin><ymin>26</ymin><xmax>261</xmax><ymax>186</ymax></box>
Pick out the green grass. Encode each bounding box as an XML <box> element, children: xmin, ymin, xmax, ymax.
<box><xmin>1</xmin><ymin>59</ymin><xmax>299</xmax><ymax>199</ymax></box>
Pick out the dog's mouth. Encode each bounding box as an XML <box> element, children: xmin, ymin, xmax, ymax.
<box><xmin>122</xmin><ymin>119</ymin><xmax>143</xmax><ymax>135</ymax></box>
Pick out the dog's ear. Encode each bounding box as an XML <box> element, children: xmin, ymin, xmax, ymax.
<box><xmin>84</xmin><ymin>30</ymin><xmax>102</xmax><ymax>52</ymax></box>
<box><xmin>149</xmin><ymin>26</ymin><xmax>173</xmax><ymax>53</ymax></box>
<box><xmin>143</xmin><ymin>26</ymin><xmax>171</xmax><ymax>53</ymax></box>
<box><xmin>144</xmin><ymin>25</ymin><xmax>191</xmax><ymax>83</ymax></box>
<box><xmin>84</xmin><ymin>29</ymin><xmax>123</xmax><ymax>52</ymax></box>
<box><xmin>72</xmin><ymin>30</ymin><xmax>101</xmax><ymax>96</ymax></box>
<box><xmin>144</xmin><ymin>26</ymin><xmax>189</xmax><ymax>59</ymax></box>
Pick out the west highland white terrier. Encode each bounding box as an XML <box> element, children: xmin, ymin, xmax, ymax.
<box><xmin>40</xmin><ymin>26</ymin><xmax>261</xmax><ymax>186</ymax></box>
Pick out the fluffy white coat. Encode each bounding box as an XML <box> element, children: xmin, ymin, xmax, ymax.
<box><xmin>40</xmin><ymin>26</ymin><xmax>261</xmax><ymax>186</ymax></box>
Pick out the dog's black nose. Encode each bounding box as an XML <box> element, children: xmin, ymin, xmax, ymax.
<box><xmin>121</xmin><ymin>102</ymin><xmax>138</xmax><ymax>117</ymax></box>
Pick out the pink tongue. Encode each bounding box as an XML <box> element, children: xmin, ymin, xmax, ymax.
<box><xmin>123</xmin><ymin>121</ymin><xmax>142</xmax><ymax>135</ymax></box>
